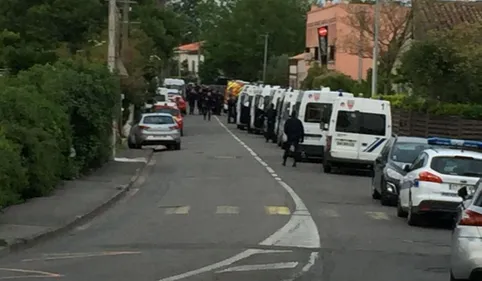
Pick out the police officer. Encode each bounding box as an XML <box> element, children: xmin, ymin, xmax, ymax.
<box><xmin>282</xmin><ymin>111</ymin><xmax>304</xmax><ymax>167</ymax></box>
<box><xmin>264</xmin><ymin>103</ymin><xmax>276</xmax><ymax>142</ymax></box>
<box><xmin>227</xmin><ymin>94</ymin><xmax>236</xmax><ymax>123</ymax></box>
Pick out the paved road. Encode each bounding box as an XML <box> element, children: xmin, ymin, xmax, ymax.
<box><xmin>0</xmin><ymin>115</ymin><xmax>451</xmax><ymax>281</ymax></box>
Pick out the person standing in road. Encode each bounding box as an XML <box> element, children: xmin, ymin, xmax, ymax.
<box><xmin>282</xmin><ymin>111</ymin><xmax>304</xmax><ymax>167</ymax></box>
<box><xmin>264</xmin><ymin>103</ymin><xmax>276</xmax><ymax>143</ymax></box>
<box><xmin>203</xmin><ymin>92</ymin><xmax>214</xmax><ymax>121</ymax></box>
<box><xmin>227</xmin><ymin>95</ymin><xmax>236</xmax><ymax>123</ymax></box>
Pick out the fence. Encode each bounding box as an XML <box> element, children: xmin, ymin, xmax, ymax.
<box><xmin>392</xmin><ymin>108</ymin><xmax>482</xmax><ymax>141</ymax></box>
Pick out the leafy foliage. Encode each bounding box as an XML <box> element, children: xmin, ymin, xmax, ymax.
<box><xmin>265</xmin><ymin>55</ymin><xmax>289</xmax><ymax>87</ymax></box>
<box><xmin>201</xmin><ymin>0</ymin><xmax>307</xmax><ymax>81</ymax></box>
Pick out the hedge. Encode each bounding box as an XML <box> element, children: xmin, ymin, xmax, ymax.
<box><xmin>376</xmin><ymin>94</ymin><xmax>482</xmax><ymax>119</ymax></box>
<box><xmin>0</xmin><ymin>59</ymin><xmax>119</xmax><ymax>207</ymax></box>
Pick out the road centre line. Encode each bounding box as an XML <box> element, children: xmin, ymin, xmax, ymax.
<box><xmin>156</xmin><ymin>118</ymin><xmax>321</xmax><ymax>281</ymax></box>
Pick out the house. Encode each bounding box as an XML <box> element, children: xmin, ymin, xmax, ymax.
<box><xmin>289</xmin><ymin>53</ymin><xmax>309</xmax><ymax>89</ymax></box>
<box><xmin>294</xmin><ymin>2</ymin><xmax>408</xmax><ymax>86</ymax></box>
<box><xmin>174</xmin><ymin>42</ymin><xmax>204</xmax><ymax>78</ymax></box>
<box><xmin>412</xmin><ymin>0</ymin><xmax>482</xmax><ymax>40</ymax></box>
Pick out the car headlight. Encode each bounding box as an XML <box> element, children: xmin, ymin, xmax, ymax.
<box><xmin>386</xmin><ymin>168</ymin><xmax>403</xmax><ymax>181</ymax></box>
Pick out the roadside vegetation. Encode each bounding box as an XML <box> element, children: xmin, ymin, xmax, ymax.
<box><xmin>0</xmin><ymin>0</ymin><xmax>184</xmax><ymax>207</ymax></box>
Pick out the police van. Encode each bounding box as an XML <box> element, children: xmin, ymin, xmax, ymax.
<box><xmin>264</xmin><ymin>88</ymin><xmax>286</xmax><ymax>142</ymax></box>
<box><xmin>249</xmin><ymin>85</ymin><xmax>277</xmax><ymax>134</ymax></box>
<box><xmin>297</xmin><ymin>89</ymin><xmax>353</xmax><ymax>160</ymax></box>
<box><xmin>236</xmin><ymin>85</ymin><xmax>257</xmax><ymax>130</ymax></box>
<box><xmin>321</xmin><ymin>97</ymin><xmax>392</xmax><ymax>173</ymax></box>
<box><xmin>276</xmin><ymin>90</ymin><xmax>301</xmax><ymax>146</ymax></box>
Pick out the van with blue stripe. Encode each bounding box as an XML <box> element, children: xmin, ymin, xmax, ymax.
<box><xmin>321</xmin><ymin>97</ymin><xmax>392</xmax><ymax>174</ymax></box>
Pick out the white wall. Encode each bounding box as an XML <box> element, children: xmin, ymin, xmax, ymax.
<box><xmin>177</xmin><ymin>52</ymin><xmax>205</xmax><ymax>75</ymax></box>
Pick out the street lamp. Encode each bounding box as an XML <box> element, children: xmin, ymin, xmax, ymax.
<box><xmin>371</xmin><ymin>0</ymin><xmax>380</xmax><ymax>97</ymax></box>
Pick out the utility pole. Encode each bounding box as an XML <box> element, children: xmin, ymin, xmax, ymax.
<box><xmin>108</xmin><ymin>0</ymin><xmax>117</xmax><ymax>159</ymax></box>
<box><xmin>197</xmin><ymin>41</ymin><xmax>201</xmax><ymax>84</ymax></box>
<box><xmin>371</xmin><ymin>0</ymin><xmax>380</xmax><ymax>97</ymax></box>
<box><xmin>262</xmin><ymin>33</ymin><xmax>269</xmax><ymax>83</ymax></box>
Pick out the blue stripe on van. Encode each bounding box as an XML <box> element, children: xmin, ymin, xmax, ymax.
<box><xmin>366</xmin><ymin>138</ymin><xmax>386</xmax><ymax>152</ymax></box>
<box><xmin>363</xmin><ymin>138</ymin><xmax>380</xmax><ymax>152</ymax></box>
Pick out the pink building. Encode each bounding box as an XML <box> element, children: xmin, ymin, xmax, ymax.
<box><xmin>305</xmin><ymin>3</ymin><xmax>373</xmax><ymax>81</ymax></box>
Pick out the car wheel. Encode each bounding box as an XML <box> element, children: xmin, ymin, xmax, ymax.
<box><xmin>396</xmin><ymin>198</ymin><xmax>408</xmax><ymax>218</ymax></box>
<box><xmin>371</xmin><ymin>178</ymin><xmax>381</xmax><ymax>200</ymax></box>
<box><xmin>127</xmin><ymin>137</ymin><xmax>135</xmax><ymax>149</ymax></box>
<box><xmin>407</xmin><ymin>198</ymin><xmax>421</xmax><ymax>226</ymax></box>
<box><xmin>175</xmin><ymin>143</ymin><xmax>181</xmax><ymax>150</ymax></box>
<box><xmin>181</xmin><ymin>129</ymin><xmax>184</xmax><ymax>136</ymax></box>
<box><xmin>379</xmin><ymin>179</ymin><xmax>391</xmax><ymax>205</ymax></box>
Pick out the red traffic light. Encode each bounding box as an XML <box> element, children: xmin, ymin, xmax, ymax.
<box><xmin>318</xmin><ymin>27</ymin><xmax>328</xmax><ymax>37</ymax></box>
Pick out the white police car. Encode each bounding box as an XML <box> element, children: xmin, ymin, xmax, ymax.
<box><xmin>397</xmin><ymin>137</ymin><xmax>482</xmax><ymax>226</ymax></box>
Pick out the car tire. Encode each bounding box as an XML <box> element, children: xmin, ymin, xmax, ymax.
<box><xmin>181</xmin><ymin>129</ymin><xmax>184</xmax><ymax>136</ymax></box>
<box><xmin>397</xmin><ymin>198</ymin><xmax>408</xmax><ymax>218</ymax></box>
<box><xmin>407</xmin><ymin>198</ymin><xmax>421</xmax><ymax>226</ymax></box>
<box><xmin>127</xmin><ymin>137</ymin><xmax>135</xmax><ymax>149</ymax></box>
<box><xmin>379</xmin><ymin>179</ymin><xmax>391</xmax><ymax>205</ymax></box>
<box><xmin>371</xmin><ymin>178</ymin><xmax>381</xmax><ymax>200</ymax></box>
<box><xmin>175</xmin><ymin>143</ymin><xmax>181</xmax><ymax>150</ymax></box>
<box><xmin>323</xmin><ymin>163</ymin><xmax>332</xmax><ymax>173</ymax></box>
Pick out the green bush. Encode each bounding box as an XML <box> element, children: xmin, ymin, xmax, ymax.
<box><xmin>312</xmin><ymin>71</ymin><xmax>370</xmax><ymax>96</ymax></box>
<box><xmin>0</xmin><ymin>58</ymin><xmax>119</xmax><ymax>206</ymax></box>
<box><xmin>377</xmin><ymin>94</ymin><xmax>482</xmax><ymax>119</ymax></box>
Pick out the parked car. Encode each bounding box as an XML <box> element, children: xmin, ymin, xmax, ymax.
<box><xmin>398</xmin><ymin>137</ymin><xmax>482</xmax><ymax>226</ymax></box>
<box><xmin>151</xmin><ymin>104</ymin><xmax>184</xmax><ymax>136</ymax></box>
<box><xmin>128</xmin><ymin>113</ymin><xmax>181</xmax><ymax>150</ymax></box>
<box><xmin>451</xmin><ymin>179</ymin><xmax>482</xmax><ymax>281</ymax></box>
<box><xmin>371</xmin><ymin>136</ymin><xmax>431</xmax><ymax>206</ymax></box>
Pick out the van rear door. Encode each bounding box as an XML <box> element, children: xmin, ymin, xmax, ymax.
<box><xmin>357</xmin><ymin>112</ymin><xmax>388</xmax><ymax>161</ymax></box>
<box><xmin>331</xmin><ymin>110</ymin><xmax>360</xmax><ymax>160</ymax></box>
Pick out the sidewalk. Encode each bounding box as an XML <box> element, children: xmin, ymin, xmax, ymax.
<box><xmin>0</xmin><ymin>148</ymin><xmax>154</xmax><ymax>255</ymax></box>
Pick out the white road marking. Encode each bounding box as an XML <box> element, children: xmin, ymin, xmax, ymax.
<box><xmin>21</xmin><ymin>251</ymin><xmax>141</xmax><ymax>262</ymax></box>
<box><xmin>0</xmin><ymin>268</ymin><xmax>62</xmax><ymax>279</ymax></box>
<box><xmin>114</xmin><ymin>157</ymin><xmax>147</xmax><ymax>163</ymax></box>
<box><xmin>157</xmin><ymin>118</ymin><xmax>320</xmax><ymax>281</ymax></box>
<box><xmin>282</xmin><ymin>252</ymin><xmax>319</xmax><ymax>281</ymax></box>
<box><xmin>319</xmin><ymin>209</ymin><xmax>340</xmax><ymax>217</ymax></box>
<box><xmin>216</xmin><ymin>262</ymin><xmax>299</xmax><ymax>273</ymax></box>
<box><xmin>366</xmin><ymin>211</ymin><xmax>390</xmax><ymax>220</ymax></box>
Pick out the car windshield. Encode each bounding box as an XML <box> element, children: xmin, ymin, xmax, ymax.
<box><xmin>335</xmin><ymin>110</ymin><xmax>386</xmax><ymax>136</ymax></box>
<box><xmin>142</xmin><ymin>115</ymin><xmax>174</xmax><ymax>125</ymax></box>
<box><xmin>153</xmin><ymin>107</ymin><xmax>180</xmax><ymax>116</ymax></box>
<box><xmin>430</xmin><ymin>156</ymin><xmax>482</xmax><ymax>177</ymax></box>
<box><xmin>153</xmin><ymin>95</ymin><xmax>166</xmax><ymax>102</ymax></box>
<box><xmin>304</xmin><ymin>103</ymin><xmax>332</xmax><ymax>123</ymax></box>
<box><xmin>391</xmin><ymin>142</ymin><xmax>430</xmax><ymax>163</ymax></box>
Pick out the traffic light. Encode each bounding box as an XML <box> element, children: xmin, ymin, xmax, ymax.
<box><xmin>317</xmin><ymin>26</ymin><xmax>328</xmax><ymax>65</ymax></box>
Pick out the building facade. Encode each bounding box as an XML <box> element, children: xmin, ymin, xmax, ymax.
<box><xmin>174</xmin><ymin>42</ymin><xmax>204</xmax><ymax>78</ymax></box>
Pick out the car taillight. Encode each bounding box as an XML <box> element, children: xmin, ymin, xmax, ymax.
<box><xmin>169</xmin><ymin>125</ymin><xmax>179</xmax><ymax>130</ymax></box>
<box><xmin>459</xmin><ymin>209</ymin><xmax>482</xmax><ymax>226</ymax></box>
<box><xmin>139</xmin><ymin>125</ymin><xmax>150</xmax><ymax>130</ymax></box>
<box><xmin>418</xmin><ymin>171</ymin><xmax>443</xmax><ymax>183</ymax></box>
<box><xmin>325</xmin><ymin>136</ymin><xmax>332</xmax><ymax>152</ymax></box>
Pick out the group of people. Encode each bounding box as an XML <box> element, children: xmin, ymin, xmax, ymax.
<box><xmin>186</xmin><ymin>84</ymin><xmax>224</xmax><ymax>121</ymax></box>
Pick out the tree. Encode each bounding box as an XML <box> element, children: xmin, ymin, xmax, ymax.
<box><xmin>399</xmin><ymin>23</ymin><xmax>482</xmax><ymax>103</ymax></box>
<box><xmin>202</xmin><ymin>0</ymin><xmax>307</xmax><ymax>81</ymax></box>
<box><xmin>342</xmin><ymin>2</ymin><xmax>411</xmax><ymax>94</ymax></box>
<box><xmin>265</xmin><ymin>55</ymin><xmax>289</xmax><ymax>87</ymax></box>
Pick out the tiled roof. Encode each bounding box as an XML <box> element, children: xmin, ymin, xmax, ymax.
<box><xmin>413</xmin><ymin>0</ymin><xmax>482</xmax><ymax>39</ymax></box>
<box><xmin>175</xmin><ymin>41</ymin><xmax>203</xmax><ymax>52</ymax></box>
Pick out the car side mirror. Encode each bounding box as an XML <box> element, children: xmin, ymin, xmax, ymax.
<box><xmin>403</xmin><ymin>164</ymin><xmax>411</xmax><ymax>172</ymax></box>
<box><xmin>458</xmin><ymin>186</ymin><xmax>468</xmax><ymax>200</ymax></box>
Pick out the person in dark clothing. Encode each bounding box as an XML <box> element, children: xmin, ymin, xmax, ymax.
<box><xmin>282</xmin><ymin>111</ymin><xmax>304</xmax><ymax>167</ymax></box>
<box><xmin>203</xmin><ymin>92</ymin><xmax>214</xmax><ymax>121</ymax></box>
<box><xmin>227</xmin><ymin>95</ymin><xmax>236</xmax><ymax>123</ymax></box>
<box><xmin>264</xmin><ymin>103</ymin><xmax>276</xmax><ymax>142</ymax></box>
<box><xmin>188</xmin><ymin>88</ymin><xmax>196</xmax><ymax>115</ymax></box>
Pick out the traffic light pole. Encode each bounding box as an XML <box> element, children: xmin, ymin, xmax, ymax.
<box><xmin>262</xmin><ymin>33</ymin><xmax>269</xmax><ymax>83</ymax></box>
<box><xmin>371</xmin><ymin>0</ymin><xmax>380</xmax><ymax>97</ymax></box>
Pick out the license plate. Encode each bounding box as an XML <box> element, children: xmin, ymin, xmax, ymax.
<box><xmin>450</xmin><ymin>184</ymin><xmax>470</xmax><ymax>191</ymax></box>
<box><xmin>337</xmin><ymin>140</ymin><xmax>355</xmax><ymax>146</ymax></box>
<box><xmin>146</xmin><ymin>136</ymin><xmax>170</xmax><ymax>140</ymax></box>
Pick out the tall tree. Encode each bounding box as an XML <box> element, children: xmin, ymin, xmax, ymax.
<box><xmin>342</xmin><ymin>2</ymin><xmax>411</xmax><ymax>93</ymax></box>
<box><xmin>202</xmin><ymin>0</ymin><xmax>307</xmax><ymax>81</ymax></box>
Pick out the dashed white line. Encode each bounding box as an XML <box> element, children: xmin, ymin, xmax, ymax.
<box><xmin>216</xmin><ymin>262</ymin><xmax>299</xmax><ymax>273</ymax></box>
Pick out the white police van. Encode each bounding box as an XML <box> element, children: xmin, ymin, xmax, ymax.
<box><xmin>236</xmin><ymin>85</ymin><xmax>257</xmax><ymax>130</ymax></box>
<box><xmin>249</xmin><ymin>85</ymin><xmax>277</xmax><ymax>134</ymax></box>
<box><xmin>322</xmin><ymin>97</ymin><xmax>391</xmax><ymax>173</ymax></box>
<box><xmin>398</xmin><ymin>137</ymin><xmax>482</xmax><ymax>226</ymax></box>
<box><xmin>276</xmin><ymin>90</ymin><xmax>301</xmax><ymax>146</ymax></box>
<box><xmin>297</xmin><ymin>88</ymin><xmax>353</xmax><ymax>160</ymax></box>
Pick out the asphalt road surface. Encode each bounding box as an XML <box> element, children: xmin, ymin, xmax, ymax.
<box><xmin>0</xmin><ymin>115</ymin><xmax>451</xmax><ymax>281</ymax></box>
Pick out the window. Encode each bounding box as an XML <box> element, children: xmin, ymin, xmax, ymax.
<box><xmin>328</xmin><ymin>45</ymin><xmax>336</xmax><ymax>61</ymax></box>
<box><xmin>142</xmin><ymin>115</ymin><xmax>175</xmax><ymax>125</ymax></box>
<box><xmin>430</xmin><ymin>156</ymin><xmax>482</xmax><ymax>177</ymax></box>
<box><xmin>304</xmin><ymin>103</ymin><xmax>332</xmax><ymax>123</ymax></box>
<box><xmin>335</xmin><ymin>111</ymin><xmax>386</xmax><ymax>136</ymax></box>
<box><xmin>390</xmin><ymin>142</ymin><xmax>431</xmax><ymax>163</ymax></box>
<box><xmin>410</xmin><ymin>153</ymin><xmax>428</xmax><ymax>170</ymax></box>
<box><xmin>192</xmin><ymin>60</ymin><xmax>196</xmax><ymax>72</ymax></box>
<box><xmin>152</xmin><ymin>107</ymin><xmax>180</xmax><ymax>116</ymax></box>
<box><xmin>283</xmin><ymin>103</ymin><xmax>291</xmax><ymax>119</ymax></box>
<box><xmin>153</xmin><ymin>95</ymin><xmax>166</xmax><ymax>102</ymax></box>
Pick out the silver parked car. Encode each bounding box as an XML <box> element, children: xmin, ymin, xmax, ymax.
<box><xmin>128</xmin><ymin>113</ymin><xmax>181</xmax><ymax>150</ymax></box>
<box><xmin>451</xmin><ymin>179</ymin><xmax>482</xmax><ymax>281</ymax></box>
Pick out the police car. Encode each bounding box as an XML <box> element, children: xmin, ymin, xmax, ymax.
<box><xmin>397</xmin><ymin>137</ymin><xmax>482</xmax><ymax>226</ymax></box>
